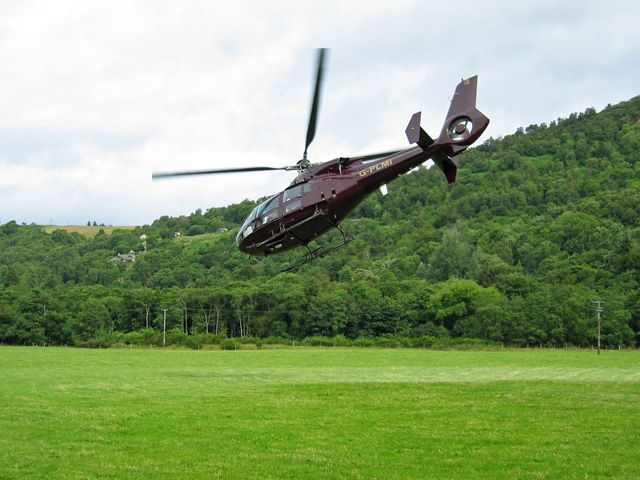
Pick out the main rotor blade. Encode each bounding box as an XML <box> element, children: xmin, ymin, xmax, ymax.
<box><xmin>152</xmin><ymin>166</ymin><xmax>288</xmax><ymax>180</ymax></box>
<box><xmin>303</xmin><ymin>48</ymin><xmax>328</xmax><ymax>157</ymax></box>
<box><xmin>351</xmin><ymin>149</ymin><xmax>404</xmax><ymax>162</ymax></box>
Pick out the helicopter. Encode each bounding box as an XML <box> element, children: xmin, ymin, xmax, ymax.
<box><xmin>153</xmin><ymin>49</ymin><xmax>489</xmax><ymax>265</ymax></box>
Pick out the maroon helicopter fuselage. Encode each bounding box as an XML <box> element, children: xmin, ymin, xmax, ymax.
<box><xmin>236</xmin><ymin>75</ymin><xmax>490</xmax><ymax>256</ymax></box>
<box><xmin>236</xmin><ymin>147</ymin><xmax>431</xmax><ymax>255</ymax></box>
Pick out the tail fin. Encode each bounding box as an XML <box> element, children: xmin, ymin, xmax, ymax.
<box><xmin>437</xmin><ymin>75</ymin><xmax>489</xmax><ymax>157</ymax></box>
<box><xmin>404</xmin><ymin>75</ymin><xmax>489</xmax><ymax>184</ymax></box>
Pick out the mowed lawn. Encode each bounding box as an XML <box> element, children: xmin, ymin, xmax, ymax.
<box><xmin>1</xmin><ymin>347</ymin><xmax>639</xmax><ymax>479</ymax></box>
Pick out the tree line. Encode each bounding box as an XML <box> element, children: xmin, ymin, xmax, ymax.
<box><xmin>1</xmin><ymin>95</ymin><xmax>639</xmax><ymax>347</ymax></box>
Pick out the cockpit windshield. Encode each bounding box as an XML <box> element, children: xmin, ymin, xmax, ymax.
<box><xmin>236</xmin><ymin>205</ymin><xmax>258</xmax><ymax>246</ymax></box>
<box><xmin>235</xmin><ymin>194</ymin><xmax>280</xmax><ymax>246</ymax></box>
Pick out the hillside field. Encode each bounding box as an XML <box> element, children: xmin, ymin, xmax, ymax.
<box><xmin>1</xmin><ymin>347</ymin><xmax>639</xmax><ymax>479</ymax></box>
<box><xmin>43</xmin><ymin>225</ymin><xmax>136</xmax><ymax>238</ymax></box>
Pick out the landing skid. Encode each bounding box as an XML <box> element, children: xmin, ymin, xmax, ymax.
<box><xmin>282</xmin><ymin>225</ymin><xmax>354</xmax><ymax>272</ymax></box>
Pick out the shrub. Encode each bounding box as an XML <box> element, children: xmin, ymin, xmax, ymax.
<box><xmin>138</xmin><ymin>328</ymin><xmax>162</xmax><ymax>346</ymax></box>
<box><xmin>304</xmin><ymin>336</ymin><xmax>333</xmax><ymax>347</ymax></box>
<box><xmin>332</xmin><ymin>335</ymin><xmax>352</xmax><ymax>347</ymax></box>
<box><xmin>83</xmin><ymin>330</ymin><xmax>115</xmax><ymax>348</ymax></box>
<box><xmin>412</xmin><ymin>335</ymin><xmax>438</xmax><ymax>348</ymax></box>
<box><xmin>208</xmin><ymin>333</ymin><xmax>227</xmax><ymax>345</ymax></box>
<box><xmin>165</xmin><ymin>328</ymin><xmax>187</xmax><ymax>346</ymax></box>
<box><xmin>353</xmin><ymin>337</ymin><xmax>375</xmax><ymax>347</ymax></box>
<box><xmin>184</xmin><ymin>334</ymin><xmax>212</xmax><ymax>350</ymax></box>
<box><xmin>121</xmin><ymin>328</ymin><xmax>162</xmax><ymax>346</ymax></box>
<box><xmin>220</xmin><ymin>338</ymin><xmax>240</xmax><ymax>350</ymax></box>
<box><xmin>374</xmin><ymin>337</ymin><xmax>400</xmax><ymax>348</ymax></box>
<box><xmin>263</xmin><ymin>336</ymin><xmax>289</xmax><ymax>345</ymax></box>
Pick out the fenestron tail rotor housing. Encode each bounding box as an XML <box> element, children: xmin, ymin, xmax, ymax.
<box><xmin>448</xmin><ymin>116</ymin><xmax>473</xmax><ymax>142</ymax></box>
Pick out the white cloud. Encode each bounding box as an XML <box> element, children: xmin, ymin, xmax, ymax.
<box><xmin>0</xmin><ymin>0</ymin><xmax>638</xmax><ymax>225</ymax></box>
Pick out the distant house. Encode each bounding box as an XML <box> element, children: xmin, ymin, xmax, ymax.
<box><xmin>111</xmin><ymin>250</ymin><xmax>136</xmax><ymax>263</ymax></box>
<box><xmin>174</xmin><ymin>232</ymin><xmax>182</xmax><ymax>237</ymax></box>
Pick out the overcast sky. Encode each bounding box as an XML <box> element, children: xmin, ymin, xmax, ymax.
<box><xmin>1</xmin><ymin>0</ymin><xmax>638</xmax><ymax>226</ymax></box>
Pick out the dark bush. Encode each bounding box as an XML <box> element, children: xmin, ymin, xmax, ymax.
<box><xmin>263</xmin><ymin>336</ymin><xmax>289</xmax><ymax>345</ymax></box>
<box><xmin>353</xmin><ymin>337</ymin><xmax>375</xmax><ymax>347</ymax></box>
<box><xmin>412</xmin><ymin>336</ymin><xmax>438</xmax><ymax>348</ymax></box>
<box><xmin>221</xmin><ymin>338</ymin><xmax>240</xmax><ymax>350</ymax></box>
<box><xmin>304</xmin><ymin>336</ymin><xmax>333</xmax><ymax>347</ymax></box>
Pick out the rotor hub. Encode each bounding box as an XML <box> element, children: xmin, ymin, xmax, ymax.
<box><xmin>296</xmin><ymin>158</ymin><xmax>311</xmax><ymax>172</ymax></box>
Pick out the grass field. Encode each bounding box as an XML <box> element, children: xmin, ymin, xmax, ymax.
<box><xmin>43</xmin><ymin>225</ymin><xmax>136</xmax><ymax>238</ymax></box>
<box><xmin>174</xmin><ymin>231</ymin><xmax>232</xmax><ymax>245</ymax></box>
<box><xmin>1</xmin><ymin>347</ymin><xmax>639</xmax><ymax>479</ymax></box>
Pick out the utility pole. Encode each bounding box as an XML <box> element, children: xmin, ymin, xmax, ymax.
<box><xmin>161</xmin><ymin>308</ymin><xmax>168</xmax><ymax>348</ymax></box>
<box><xmin>592</xmin><ymin>301</ymin><xmax>605</xmax><ymax>355</ymax></box>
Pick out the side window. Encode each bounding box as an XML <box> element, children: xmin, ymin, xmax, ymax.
<box><xmin>262</xmin><ymin>195</ymin><xmax>280</xmax><ymax>213</ymax></box>
<box><xmin>263</xmin><ymin>211</ymin><xmax>278</xmax><ymax>224</ymax></box>
<box><xmin>284</xmin><ymin>184</ymin><xmax>302</xmax><ymax>202</ymax></box>
<box><xmin>285</xmin><ymin>199</ymin><xmax>301</xmax><ymax>213</ymax></box>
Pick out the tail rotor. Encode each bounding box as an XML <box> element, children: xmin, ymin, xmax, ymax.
<box><xmin>437</xmin><ymin>75</ymin><xmax>489</xmax><ymax>156</ymax></box>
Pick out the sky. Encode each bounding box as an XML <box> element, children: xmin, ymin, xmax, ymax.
<box><xmin>0</xmin><ymin>0</ymin><xmax>638</xmax><ymax>226</ymax></box>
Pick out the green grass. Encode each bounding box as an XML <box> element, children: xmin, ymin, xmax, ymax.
<box><xmin>174</xmin><ymin>231</ymin><xmax>234</xmax><ymax>245</ymax></box>
<box><xmin>1</xmin><ymin>347</ymin><xmax>639</xmax><ymax>479</ymax></box>
<box><xmin>43</xmin><ymin>225</ymin><xmax>136</xmax><ymax>238</ymax></box>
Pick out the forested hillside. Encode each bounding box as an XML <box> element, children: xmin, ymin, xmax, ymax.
<box><xmin>1</xmin><ymin>96</ymin><xmax>639</xmax><ymax>347</ymax></box>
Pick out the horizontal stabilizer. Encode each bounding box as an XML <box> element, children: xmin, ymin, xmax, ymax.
<box><xmin>405</xmin><ymin>112</ymin><xmax>435</xmax><ymax>148</ymax></box>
